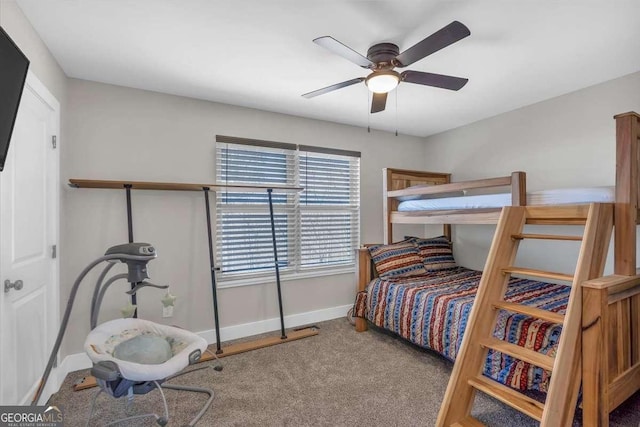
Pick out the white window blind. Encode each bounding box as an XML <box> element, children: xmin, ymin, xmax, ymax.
<box><xmin>299</xmin><ymin>151</ymin><xmax>360</xmax><ymax>267</ymax></box>
<box><xmin>215</xmin><ymin>137</ymin><xmax>360</xmax><ymax>280</ymax></box>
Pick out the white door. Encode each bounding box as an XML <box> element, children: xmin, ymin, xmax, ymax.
<box><xmin>0</xmin><ymin>72</ymin><xmax>60</xmax><ymax>405</ymax></box>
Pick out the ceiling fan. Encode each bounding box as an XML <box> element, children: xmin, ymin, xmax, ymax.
<box><xmin>302</xmin><ymin>21</ymin><xmax>470</xmax><ymax>114</ymax></box>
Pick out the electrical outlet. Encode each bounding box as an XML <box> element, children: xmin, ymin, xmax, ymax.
<box><xmin>163</xmin><ymin>305</ymin><xmax>174</xmax><ymax>318</ymax></box>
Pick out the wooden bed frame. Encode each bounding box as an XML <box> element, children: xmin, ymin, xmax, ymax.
<box><xmin>383</xmin><ymin>169</ymin><xmax>527</xmax><ymax>243</ymax></box>
<box><xmin>355</xmin><ymin>112</ymin><xmax>640</xmax><ymax>426</ymax></box>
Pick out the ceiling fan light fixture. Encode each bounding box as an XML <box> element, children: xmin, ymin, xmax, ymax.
<box><xmin>365</xmin><ymin>70</ymin><xmax>400</xmax><ymax>94</ymax></box>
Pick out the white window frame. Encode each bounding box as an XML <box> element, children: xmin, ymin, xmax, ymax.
<box><xmin>214</xmin><ymin>136</ymin><xmax>360</xmax><ymax>287</ymax></box>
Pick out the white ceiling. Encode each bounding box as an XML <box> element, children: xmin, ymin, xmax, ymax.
<box><xmin>16</xmin><ymin>0</ymin><xmax>640</xmax><ymax>137</ymax></box>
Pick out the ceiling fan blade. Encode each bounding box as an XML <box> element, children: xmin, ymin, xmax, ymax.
<box><xmin>401</xmin><ymin>70</ymin><xmax>468</xmax><ymax>91</ymax></box>
<box><xmin>302</xmin><ymin>77</ymin><xmax>365</xmax><ymax>98</ymax></box>
<box><xmin>313</xmin><ymin>36</ymin><xmax>374</xmax><ymax>69</ymax></box>
<box><xmin>371</xmin><ymin>92</ymin><xmax>387</xmax><ymax>113</ymax></box>
<box><xmin>395</xmin><ymin>21</ymin><xmax>470</xmax><ymax>67</ymax></box>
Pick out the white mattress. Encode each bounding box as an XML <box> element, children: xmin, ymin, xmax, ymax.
<box><xmin>397</xmin><ymin>186</ymin><xmax>615</xmax><ymax>211</ymax></box>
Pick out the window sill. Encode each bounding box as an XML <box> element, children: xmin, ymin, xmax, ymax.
<box><xmin>217</xmin><ymin>266</ymin><xmax>356</xmax><ymax>289</ymax></box>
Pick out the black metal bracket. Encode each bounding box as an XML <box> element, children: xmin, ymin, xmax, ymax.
<box><xmin>203</xmin><ymin>187</ymin><xmax>223</xmax><ymax>354</ymax></box>
<box><xmin>124</xmin><ymin>184</ymin><xmax>137</xmax><ymax>318</ymax></box>
<box><xmin>267</xmin><ymin>188</ymin><xmax>287</xmax><ymax>340</ymax></box>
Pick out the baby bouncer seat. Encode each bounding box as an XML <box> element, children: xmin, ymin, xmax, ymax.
<box><xmin>32</xmin><ymin>243</ymin><xmax>217</xmax><ymax>426</ymax></box>
<box><xmin>85</xmin><ymin>318</ymin><xmax>213</xmax><ymax>426</ymax></box>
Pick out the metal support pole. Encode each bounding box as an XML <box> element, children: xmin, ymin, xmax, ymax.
<box><xmin>203</xmin><ymin>188</ymin><xmax>223</xmax><ymax>353</ymax></box>
<box><xmin>124</xmin><ymin>185</ymin><xmax>137</xmax><ymax>318</ymax></box>
<box><xmin>267</xmin><ymin>189</ymin><xmax>287</xmax><ymax>339</ymax></box>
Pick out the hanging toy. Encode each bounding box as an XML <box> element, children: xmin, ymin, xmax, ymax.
<box><xmin>161</xmin><ymin>289</ymin><xmax>177</xmax><ymax>307</ymax></box>
<box><xmin>161</xmin><ymin>289</ymin><xmax>177</xmax><ymax>317</ymax></box>
<box><xmin>121</xmin><ymin>302</ymin><xmax>137</xmax><ymax>318</ymax></box>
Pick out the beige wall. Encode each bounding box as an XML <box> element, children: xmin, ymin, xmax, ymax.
<box><xmin>61</xmin><ymin>78</ymin><xmax>427</xmax><ymax>356</ymax></box>
<box><xmin>421</xmin><ymin>71</ymin><xmax>640</xmax><ymax>273</ymax></box>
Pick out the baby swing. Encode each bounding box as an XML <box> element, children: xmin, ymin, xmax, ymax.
<box><xmin>33</xmin><ymin>243</ymin><xmax>217</xmax><ymax>426</ymax></box>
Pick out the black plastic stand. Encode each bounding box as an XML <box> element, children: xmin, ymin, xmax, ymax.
<box><xmin>203</xmin><ymin>188</ymin><xmax>223</xmax><ymax>354</ymax></box>
<box><xmin>267</xmin><ymin>189</ymin><xmax>287</xmax><ymax>340</ymax></box>
<box><xmin>124</xmin><ymin>185</ymin><xmax>137</xmax><ymax>318</ymax></box>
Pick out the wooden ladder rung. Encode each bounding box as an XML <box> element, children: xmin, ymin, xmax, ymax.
<box><xmin>478</xmin><ymin>337</ymin><xmax>556</xmax><ymax>371</ymax></box>
<box><xmin>502</xmin><ymin>267</ymin><xmax>574</xmax><ymax>282</ymax></box>
<box><xmin>493</xmin><ymin>301</ymin><xmax>565</xmax><ymax>324</ymax></box>
<box><xmin>451</xmin><ymin>416</ymin><xmax>485</xmax><ymax>427</ymax></box>
<box><xmin>511</xmin><ymin>233</ymin><xmax>582</xmax><ymax>241</ymax></box>
<box><xmin>468</xmin><ymin>375</ymin><xmax>545</xmax><ymax>422</ymax></box>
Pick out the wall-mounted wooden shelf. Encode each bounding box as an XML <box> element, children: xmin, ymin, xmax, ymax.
<box><xmin>68</xmin><ymin>179</ymin><xmax>303</xmax><ymax>193</ymax></box>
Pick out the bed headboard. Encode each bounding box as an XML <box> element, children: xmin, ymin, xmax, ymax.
<box><xmin>383</xmin><ymin>169</ymin><xmax>451</xmax><ymax>244</ymax></box>
<box><xmin>357</xmin><ymin>245</ymin><xmax>378</xmax><ymax>293</ymax></box>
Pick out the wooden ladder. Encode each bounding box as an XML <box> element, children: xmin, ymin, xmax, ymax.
<box><xmin>436</xmin><ymin>203</ymin><xmax>614</xmax><ymax>427</ymax></box>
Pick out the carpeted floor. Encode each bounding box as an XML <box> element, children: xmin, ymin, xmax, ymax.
<box><xmin>50</xmin><ymin>318</ymin><xmax>640</xmax><ymax>426</ymax></box>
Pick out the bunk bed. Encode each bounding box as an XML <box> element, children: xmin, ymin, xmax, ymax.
<box><xmin>353</xmin><ymin>112</ymin><xmax>640</xmax><ymax>426</ymax></box>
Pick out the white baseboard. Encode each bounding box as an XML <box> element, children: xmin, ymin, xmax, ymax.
<box><xmin>58</xmin><ymin>352</ymin><xmax>93</xmax><ymax>380</ymax></box>
<box><xmin>50</xmin><ymin>304</ymin><xmax>351</xmax><ymax>400</ymax></box>
<box><xmin>197</xmin><ymin>304</ymin><xmax>351</xmax><ymax>344</ymax></box>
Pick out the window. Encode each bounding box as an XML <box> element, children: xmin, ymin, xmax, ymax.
<box><xmin>215</xmin><ymin>136</ymin><xmax>360</xmax><ymax>281</ymax></box>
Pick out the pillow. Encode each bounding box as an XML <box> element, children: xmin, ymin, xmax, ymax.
<box><xmin>407</xmin><ymin>235</ymin><xmax>458</xmax><ymax>271</ymax></box>
<box><xmin>113</xmin><ymin>334</ymin><xmax>173</xmax><ymax>365</ymax></box>
<box><xmin>368</xmin><ymin>240</ymin><xmax>427</xmax><ymax>278</ymax></box>
<box><xmin>396</xmin><ymin>184</ymin><xmax>465</xmax><ymax>202</ymax></box>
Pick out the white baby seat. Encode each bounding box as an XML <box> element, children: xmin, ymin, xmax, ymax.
<box><xmin>86</xmin><ymin>318</ymin><xmax>207</xmax><ymax>382</ymax></box>
<box><xmin>33</xmin><ymin>243</ymin><xmax>219</xmax><ymax>426</ymax></box>
<box><xmin>85</xmin><ymin>318</ymin><xmax>213</xmax><ymax>426</ymax></box>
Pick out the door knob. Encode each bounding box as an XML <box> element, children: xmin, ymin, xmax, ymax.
<box><xmin>4</xmin><ymin>279</ymin><xmax>23</xmax><ymax>293</ymax></box>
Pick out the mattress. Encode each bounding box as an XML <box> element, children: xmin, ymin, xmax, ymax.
<box><xmin>397</xmin><ymin>186</ymin><xmax>615</xmax><ymax>211</ymax></box>
<box><xmin>353</xmin><ymin>267</ymin><xmax>569</xmax><ymax>392</ymax></box>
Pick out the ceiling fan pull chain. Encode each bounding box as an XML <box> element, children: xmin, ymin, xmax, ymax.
<box><xmin>395</xmin><ymin>88</ymin><xmax>398</xmax><ymax>137</ymax></box>
<box><xmin>367</xmin><ymin>90</ymin><xmax>371</xmax><ymax>133</ymax></box>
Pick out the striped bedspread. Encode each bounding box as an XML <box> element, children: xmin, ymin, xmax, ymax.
<box><xmin>353</xmin><ymin>267</ymin><xmax>569</xmax><ymax>392</ymax></box>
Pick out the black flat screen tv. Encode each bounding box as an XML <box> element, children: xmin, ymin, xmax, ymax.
<box><xmin>0</xmin><ymin>26</ymin><xmax>30</xmax><ymax>172</ymax></box>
